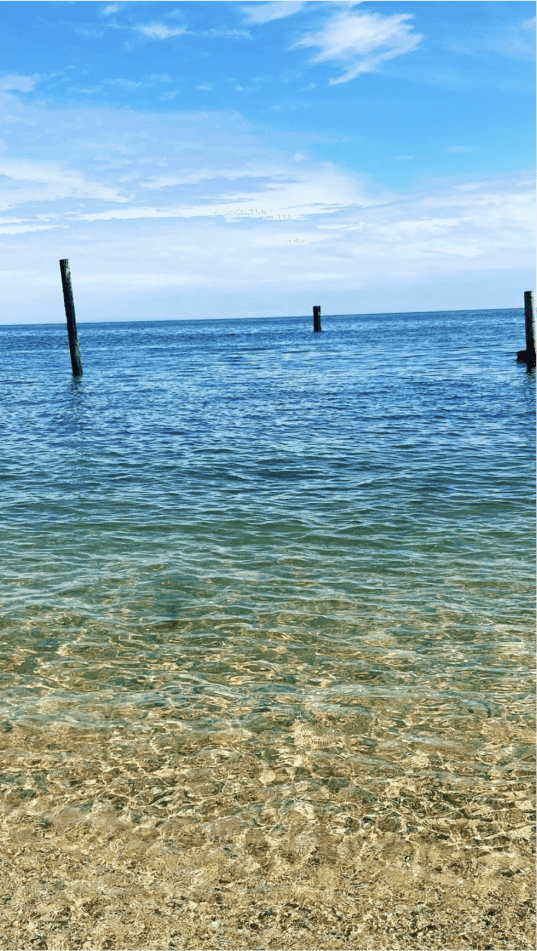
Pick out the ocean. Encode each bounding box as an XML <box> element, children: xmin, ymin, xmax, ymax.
<box><xmin>0</xmin><ymin>309</ymin><xmax>535</xmax><ymax>949</ymax></box>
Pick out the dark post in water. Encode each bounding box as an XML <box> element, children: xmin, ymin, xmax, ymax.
<box><xmin>517</xmin><ymin>291</ymin><xmax>536</xmax><ymax>369</ymax></box>
<box><xmin>313</xmin><ymin>305</ymin><xmax>322</xmax><ymax>333</ymax></box>
<box><xmin>59</xmin><ymin>258</ymin><xmax>83</xmax><ymax>377</ymax></box>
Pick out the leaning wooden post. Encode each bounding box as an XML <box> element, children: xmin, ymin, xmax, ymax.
<box><xmin>524</xmin><ymin>291</ymin><xmax>536</xmax><ymax>367</ymax></box>
<box><xmin>59</xmin><ymin>258</ymin><xmax>83</xmax><ymax>377</ymax></box>
<box><xmin>313</xmin><ymin>305</ymin><xmax>322</xmax><ymax>332</ymax></box>
<box><xmin>517</xmin><ymin>291</ymin><xmax>536</xmax><ymax>369</ymax></box>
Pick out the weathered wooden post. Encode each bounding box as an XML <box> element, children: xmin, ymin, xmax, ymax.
<box><xmin>59</xmin><ymin>258</ymin><xmax>83</xmax><ymax>377</ymax></box>
<box><xmin>524</xmin><ymin>290</ymin><xmax>536</xmax><ymax>368</ymax></box>
<box><xmin>313</xmin><ymin>305</ymin><xmax>322</xmax><ymax>332</ymax></box>
<box><xmin>517</xmin><ymin>291</ymin><xmax>536</xmax><ymax>369</ymax></box>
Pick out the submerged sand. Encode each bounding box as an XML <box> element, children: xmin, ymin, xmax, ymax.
<box><xmin>0</xmin><ymin>714</ymin><xmax>534</xmax><ymax>951</ymax></box>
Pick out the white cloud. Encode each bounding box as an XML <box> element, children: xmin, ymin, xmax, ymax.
<box><xmin>141</xmin><ymin>169</ymin><xmax>272</xmax><ymax>189</ymax></box>
<box><xmin>0</xmin><ymin>222</ymin><xmax>59</xmax><ymax>236</ymax></box>
<box><xmin>0</xmin><ymin>74</ymin><xmax>39</xmax><ymax>93</ymax></box>
<box><xmin>135</xmin><ymin>23</ymin><xmax>187</xmax><ymax>40</ymax></box>
<box><xmin>69</xmin><ymin>161</ymin><xmax>380</xmax><ymax>223</ymax></box>
<box><xmin>73</xmin><ymin>172</ymin><xmax>534</xmax><ymax>293</ymax></box>
<box><xmin>242</xmin><ymin>2</ymin><xmax>307</xmax><ymax>25</ymax></box>
<box><xmin>28</xmin><ymin>160</ymin><xmax>534</xmax><ymax>284</ymax></box>
<box><xmin>102</xmin><ymin>3</ymin><xmax>120</xmax><ymax>15</ymax></box>
<box><xmin>292</xmin><ymin>11</ymin><xmax>423</xmax><ymax>83</ymax></box>
<box><xmin>0</xmin><ymin>96</ymin><xmax>533</xmax><ymax>322</ymax></box>
<box><xmin>0</xmin><ymin>159</ymin><xmax>129</xmax><ymax>210</ymax></box>
<box><xmin>0</xmin><ymin>214</ymin><xmax>61</xmax><ymax>236</ymax></box>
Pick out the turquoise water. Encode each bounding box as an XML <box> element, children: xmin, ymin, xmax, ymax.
<box><xmin>0</xmin><ymin>310</ymin><xmax>534</xmax><ymax>783</ymax></box>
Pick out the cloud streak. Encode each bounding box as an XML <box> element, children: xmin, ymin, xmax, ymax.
<box><xmin>292</xmin><ymin>10</ymin><xmax>423</xmax><ymax>83</ymax></box>
<box><xmin>241</xmin><ymin>2</ymin><xmax>307</xmax><ymax>25</ymax></box>
<box><xmin>102</xmin><ymin>4</ymin><xmax>120</xmax><ymax>16</ymax></box>
<box><xmin>134</xmin><ymin>23</ymin><xmax>187</xmax><ymax>40</ymax></box>
<box><xmin>0</xmin><ymin>159</ymin><xmax>129</xmax><ymax>212</ymax></box>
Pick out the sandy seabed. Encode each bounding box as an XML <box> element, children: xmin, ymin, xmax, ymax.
<box><xmin>0</xmin><ymin>714</ymin><xmax>534</xmax><ymax>951</ymax></box>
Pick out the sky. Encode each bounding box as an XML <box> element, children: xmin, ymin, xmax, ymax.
<box><xmin>0</xmin><ymin>0</ymin><xmax>535</xmax><ymax>323</ymax></box>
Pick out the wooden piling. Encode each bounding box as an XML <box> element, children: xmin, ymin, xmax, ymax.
<box><xmin>59</xmin><ymin>258</ymin><xmax>83</xmax><ymax>377</ymax></box>
<box><xmin>524</xmin><ymin>290</ymin><xmax>536</xmax><ymax>366</ymax></box>
<box><xmin>517</xmin><ymin>291</ymin><xmax>536</xmax><ymax>368</ymax></box>
<box><xmin>313</xmin><ymin>305</ymin><xmax>322</xmax><ymax>333</ymax></box>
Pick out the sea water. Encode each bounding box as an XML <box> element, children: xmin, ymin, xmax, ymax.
<box><xmin>0</xmin><ymin>310</ymin><xmax>535</xmax><ymax>946</ymax></box>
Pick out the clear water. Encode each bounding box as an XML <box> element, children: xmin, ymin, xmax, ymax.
<box><xmin>0</xmin><ymin>309</ymin><xmax>534</xmax><ymax>780</ymax></box>
<box><xmin>0</xmin><ymin>311</ymin><xmax>535</xmax><ymax>949</ymax></box>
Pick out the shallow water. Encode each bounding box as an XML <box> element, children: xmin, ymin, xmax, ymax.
<box><xmin>1</xmin><ymin>311</ymin><xmax>534</xmax><ymax>744</ymax></box>
<box><xmin>0</xmin><ymin>310</ymin><xmax>534</xmax><ymax>949</ymax></box>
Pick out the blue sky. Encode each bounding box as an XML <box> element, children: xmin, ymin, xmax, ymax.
<box><xmin>0</xmin><ymin>0</ymin><xmax>534</xmax><ymax>322</ymax></box>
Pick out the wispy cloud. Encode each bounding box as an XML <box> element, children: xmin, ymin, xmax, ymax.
<box><xmin>0</xmin><ymin>74</ymin><xmax>39</xmax><ymax>93</ymax></box>
<box><xmin>134</xmin><ymin>23</ymin><xmax>187</xmax><ymax>40</ymax></box>
<box><xmin>292</xmin><ymin>10</ymin><xmax>423</xmax><ymax>83</ymax></box>
<box><xmin>310</xmin><ymin>173</ymin><xmax>534</xmax><ymax>276</ymax></box>
<box><xmin>0</xmin><ymin>159</ymin><xmax>129</xmax><ymax>211</ymax></box>
<box><xmin>0</xmin><ymin>222</ymin><xmax>59</xmax><ymax>236</ymax></box>
<box><xmin>102</xmin><ymin>3</ymin><xmax>120</xmax><ymax>16</ymax></box>
<box><xmin>0</xmin><ymin>214</ymin><xmax>61</xmax><ymax>236</ymax></box>
<box><xmin>72</xmin><ymin>163</ymin><xmax>375</xmax><ymax>223</ymax></box>
<box><xmin>132</xmin><ymin>23</ymin><xmax>251</xmax><ymax>42</ymax></box>
<box><xmin>447</xmin><ymin>16</ymin><xmax>536</xmax><ymax>61</ymax></box>
<box><xmin>141</xmin><ymin>169</ymin><xmax>280</xmax><ymax>189</ymax></box>
<box><xmin>0</xmin><ymin>88</ymin><xmax>533</xmax><ymax>321</ymax></box>
<box><xmin>241</xmin><ymin>2</ymin><xmax>307</xmax><ymax>25</ymax></box>
<box><xmin>1</xmin><ymin>169</ymin><xmax>533</xmax><ymax>321</ymax></box>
